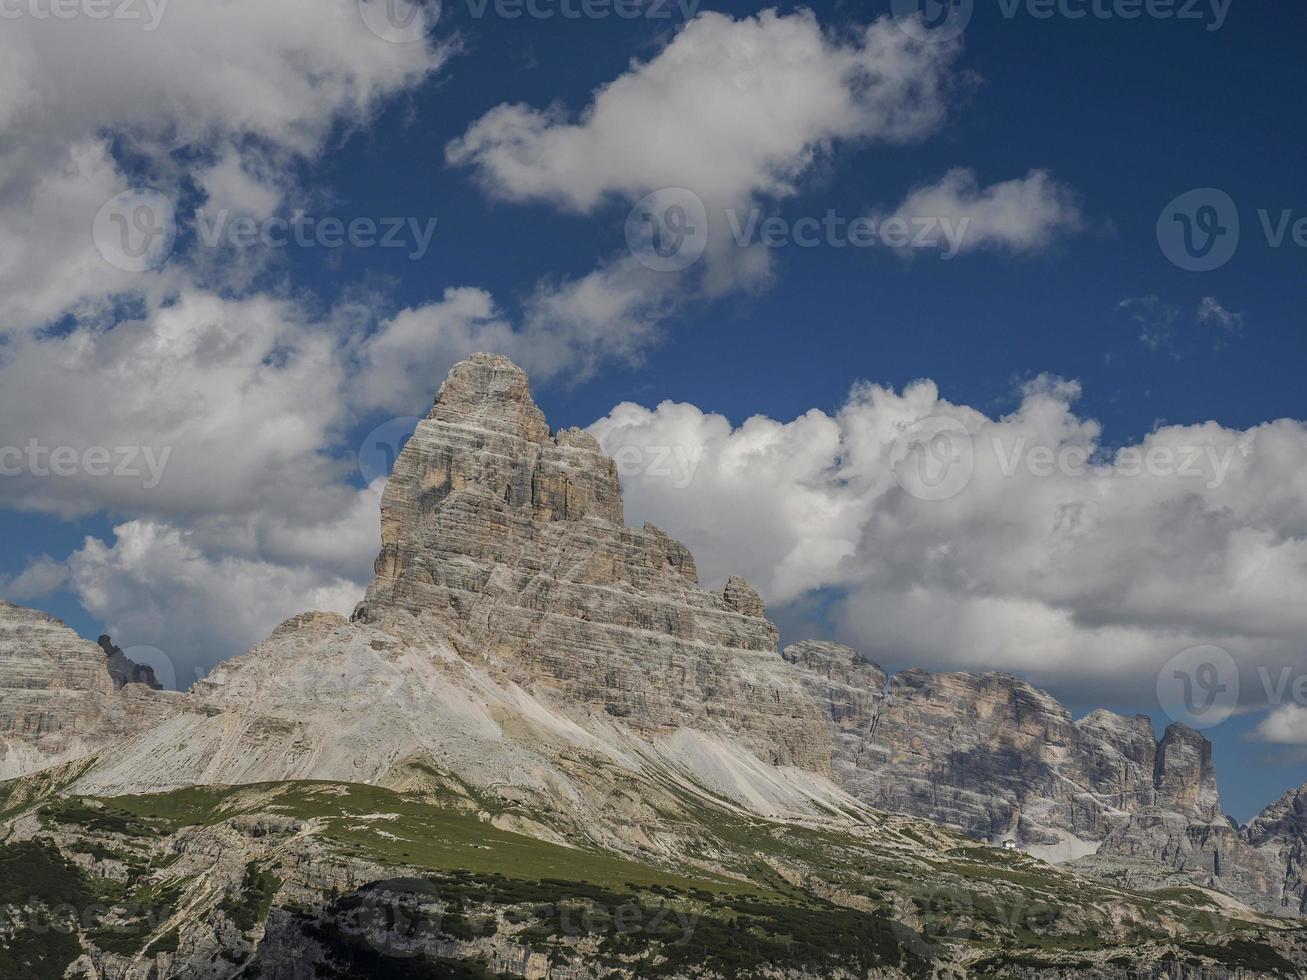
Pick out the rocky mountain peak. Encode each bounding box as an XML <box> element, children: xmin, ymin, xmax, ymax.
<box><xmin>1154</xmin><ymin>721</ymin><xmax>1222</xmax><ymax>818</ymax></box>
<box><xmin>354</xmin><ymin>353</ymin><xmax>822</xmax><ymax>763</ymax></box>
<box><xmin>429</xmin><ymin>352</ymin><xmax>552</xmax><ymax>443</ymax></box>
<box><xmin>720</xmin><ymin>575</ymin><xmax>766</xmax><ymax>618</ymax></box>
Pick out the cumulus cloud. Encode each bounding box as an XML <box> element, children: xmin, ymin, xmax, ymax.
<box><xmin>68</xmin><ymin>520</ymin><xmax>365</xmax><ymax>686</ymax></box>
<box><xmin>874</xmin><ymin>168</ymin><xmax>1084</xmax><ymax>256</ymax></box>
<box><xmin>447</xmin><ymin>11</ymin><xmax>958</xmax><ymax>211</ymax></box>
<box><xmin>1253</xmin><ymin>705</ymin><xmax>1307</xmax><ymax>745</ymax></box>
<box><xmin>0</xmin><ymin>0</ymin><xmax>449</xmax><ymax>330</ymax></box>
<box><xmin>0</xmin><ymin>555</ymin><xmax>70</xmax><ymax>602</ymax></box>
<box><xmin>0</xmin><ymin>288</ymin><xmax>353</xmax><ymax>522</ymax></box>
<box><xmin>589</xmin><ymin>377</ymin><xmax>1307</xmax><ymax>707</ymax></box>
<box><xmin>447</xmin><ymin>10</ymin><xmax>963</xmax><ymax>359</ymax></box>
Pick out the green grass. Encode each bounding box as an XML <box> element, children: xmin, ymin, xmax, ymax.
<box><xmin>221</xmin><ymin>862</ymin><xmax>283</xmax><ymax>933</ymax></box>
<box><xmin>0</xmin><ymin>839</ymin><xmax>96</xmax><ymax>908</ymax></box>
<box><xmin>308</xmin><ymin>870</ymin><xmax>934</xmax><ymax>979</ymax></box>
<box><xmin>6</xmin><ymin>776</ymin><xmax>1297</xmax><ymax>976</ymax></box>
<box><xmin>100</xmin><ymin>781</ymin><xmax>766</xmax><ymax>897</ymax></box>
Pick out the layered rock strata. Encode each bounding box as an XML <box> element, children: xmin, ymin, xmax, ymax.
<box><xmin>0</xmin><ymin>600</ymin><xmax>178</xmax><ymax>780</ymax></box>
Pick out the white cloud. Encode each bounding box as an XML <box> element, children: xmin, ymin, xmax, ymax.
<box><xmin>68</xmin><ymin>520</ymin><xmax>365</xmax><ymax>686</ymax></box>
<box><xmin>589</xmin><ymin>379</ymin><xmax>1307</xmax><ymax>702</ymax></box>
<box><xmin>875</xmin><ymin>168</ymin><xmax>1083</xmax><ymax>255</ymax></box>
<box><xmin>0</xmin><ymin>0</ymin><xmax>449</xmax><ymax>331</ymax></box>
<box><xmin>447</xmin><ymin>10</ymin><xmax>963</xmax><ymax>357</ymax></box>
<box><xmin>1253</xmin><ymin>705</ymin><xmax>1307</xmax><ymax>745</ymax></box>
<box><xmin>0</xmin><ymin>555</ymin><xmax>70</xmax><ymax>602</ymax></box>
<box><xmin>196</xmin><ymin>147</ymin><xmax>285</xmax><ymax>222</ymax></box>
<box><xmin>1118</xmin><ymin>294</ymin><xmax>1181</xmax><ymax>355</ymax></box>
<box><xmin>0</xmin><ymin>288</ymin><xmax>353</xmax><ymax>522</ymax></box>
<box><xmin>447</xmin><ymin>11</ymin><xmax>958</xmax><ymax>212</ymax></box>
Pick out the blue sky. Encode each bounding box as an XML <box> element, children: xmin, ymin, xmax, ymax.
<box><xmin>1</xmin><ymin>0</ymin><xmax>1304</xmax><ymax>822</ymax></box>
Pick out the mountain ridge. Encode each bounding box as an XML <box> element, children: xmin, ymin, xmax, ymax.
<box><xmin>2</xmin><ymin>352</ymin><xmax>1306</xmax><ymax>977</ymax></box>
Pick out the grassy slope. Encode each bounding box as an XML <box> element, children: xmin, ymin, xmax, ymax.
<box><xmin>2</xmin><ymin>772</ymin><xmax>1304</xmax><ymax>977</ymax></box>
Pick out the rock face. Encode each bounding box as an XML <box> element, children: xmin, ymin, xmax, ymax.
<box><xmin>357</xmin><ymin>353</ymin><xmax>829</xmax><ymax>770</ymax></box>
<box><xmin>782</xmin><ymin>638</ymin><xmax>1302</xmax><ymax>914</ymax></box>
<box><xmin>98</xmin><ymin>634</ymin><xmax>163</xmax><ymax>690</ymax></box>
<box><xmin>1244</xmin><ymin>783</ymin><xmax>1307</xmax><ymax>915</ymax></box>
<box><xmin>0</xmin><ymin>601</ymin><xmax>178</xmax><ymax>781</ymax></box>
<box><xmin>11</xmin><ymin>353</ymin><xmax>1303</xmax><ymax>922</ymax></box>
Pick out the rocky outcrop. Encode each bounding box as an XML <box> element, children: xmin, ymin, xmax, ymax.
<box><xmin>98</xmin><ymin>633</ymin><xmax>163</xmax><ymax>690</ymax></box>
<box><xmin>0</xmin><ymin>600</ymin><xmax>179</xmax><ymax>781</ymax></box>
<box><xmin>356</xmin><ymin>352</ymin><xmax>827</xmax><ymax>770</ymax></box>
<box><xmin>1243</xmin><ymin>783</ymin><xmax>1307</xmax><ymax>916</ymax></box>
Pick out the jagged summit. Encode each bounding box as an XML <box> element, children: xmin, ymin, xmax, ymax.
<box><xmin>357</xmin><ymin>354</ymin><xmax>822</xmax><ymax>764</ymax></box>
<box><xmin>428</xmin><ymin>352</ymin><xmax>552</xmax><ymax>441</ymax></box>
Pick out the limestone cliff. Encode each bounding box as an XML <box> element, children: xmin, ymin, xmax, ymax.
<box><xmin>0</xmin><ymin>600</ymin><xmax>178</xmax><ymax>781</ymax></box>
<box><xmin>357</xmin><ymin>352</ymin><xmax>829</xmax><ymax>771</ymax></box>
